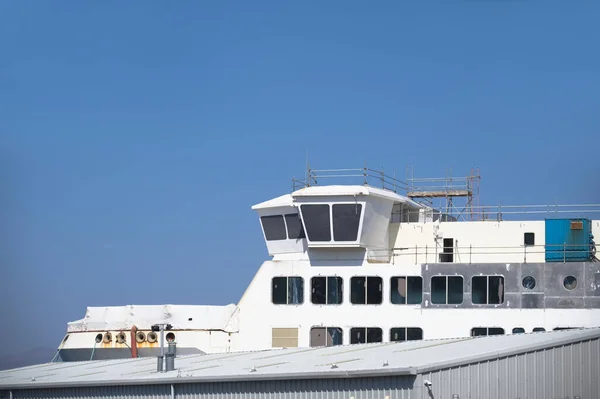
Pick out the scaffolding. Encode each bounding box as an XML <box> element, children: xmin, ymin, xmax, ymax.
<box><xmin>405</xmin><ymin>167</ymin><xmax>481</xmax><ymax>221</ymax></box>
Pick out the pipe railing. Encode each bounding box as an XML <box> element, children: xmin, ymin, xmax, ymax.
<box><xmin>387</xmin><ymin>243</ymin><xmax>597</xmax><ymax>264</ymax></box>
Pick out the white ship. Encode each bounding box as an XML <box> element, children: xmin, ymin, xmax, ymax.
<box><xmin>53</xmin><ymin>166</ymin><xmax>600</xmax><ymax>362</ymax></box>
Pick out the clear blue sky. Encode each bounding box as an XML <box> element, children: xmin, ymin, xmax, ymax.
<box><xmin>1</xmin><ymin>1</ymin><xmax>598</xmax><ymax>357</ymax></box>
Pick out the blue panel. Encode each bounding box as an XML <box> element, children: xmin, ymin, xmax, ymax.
<box><xmin>545</xmin><ymin>219</ymin><xmax>591</xmax><ymax>262</ymax></box>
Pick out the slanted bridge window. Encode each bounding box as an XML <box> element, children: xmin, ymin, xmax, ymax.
<box><xmin>472</xmin><ymin>275</ymin><xmax>504</xmax><ymax>304</ymax></box>
<box><xmin>471</xmin><ymin>327</ymin><xmax>504</xmax><ymax>337</ymax></box>
<box><xmin>311</xmin><ymin>276</ymin><xmax>343</xmax><ymax>305</ymax></box>
<box><xmin>390</xmin><ymin>327</ymin><xmax>423</xmax><ymax>342</ymax></box>
<box><xmin>332</xmin><ymin>203</ymin><xmax>362</xmax><ymax>241</ymax></box>
<box><xmin>272</xmin><ymin>277</ymin><xmax>304</xmax><ymax>305</ymax></box>
<box><xmin>390</xmin><ymin>276</ymin><xmax>423</xmax><ymax>304</ymax></box>
<box><xmin>284</xmin><ymin>213</ymin><xmax>305</xmax><ymax>239</ymax></box>
<box><xmin>350</xmin><ymin>327</ymin><xmax>382</xmax><ymax>344</ymax></box>
<box><xmin>310</xmin><ymin>327</ymin><xmax>343</xmax><ymax>347</ymax></box>
<box><xmin>260</xmin><ymin>215</ymin><xmax>287</xmax><ymax>241</ymax></box>
<box><xmin>350</xmin><ymin>276</ymin><xmax>382</xmax><ymax>304</ymax></box>
<box><xmin>431</xmin><ymin>276</ymin><xmax>463</xmax><ymax>304</ymax></box>
<box><xmin>300</xmin><ymin>204</ymin><xmax>331</xmax><ymax>241</ymax></box>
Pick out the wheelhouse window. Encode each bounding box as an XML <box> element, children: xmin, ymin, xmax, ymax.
<box><xmin>350</xmin><ymin>327</ymin><xmax>382</xmax><ymax>344</ymax></box>
<box><xmin>332</xmin><ymin>203</ymin><xmax>362</xmax><ymax>241</ymax></box>
<box><xmin>431</xmin><ymin>276</ymin><xmax>463</xmax><ymax>304</ymax></box>
<box><xmin>311</xmin><ymin>276</ymin><xmax>343</xmax><ymax>305</ymax></box>
<box><xmin>300</xmin><ymin>205</ymin><xmax>331</xmax><ymax>241</ymax></box>
<box><xmin>472</xmin><ymin>275</ymin><xmax>504</xmax><ymax>305</ymax></box>
<box><xmin>310</xmin><ymin>327</ymin><xmax>343</xmax><ymax>347</ymax></box>
<box><xmin>390</xmin><ymin>276</ymin><xmax>423</xmax><ymax>304</ymax></box>
<box><xmin>272</xmin><ymin>277</ymin><xmax>304</xmax><ymax>305</ymax></box>
<box><xmin>471</xmin><ymin>327</ymin><xmax>504</xmax><ymax>337</ymax></box>
<box><xmin>284</xmin><ymin>213</ymin><xmax>305</xmax><ymax>239</ymax></box>
<box><xmin>350</xmin><ymin>276</ymin><xmax>382</xmax><ymax>304</ymax></box>
<box><xmin>260</xmin><ymin>215</ymin><xmax>287</xmax><ymax>241</ymax></box>
<box><xmin>390</xmin><ymin>327</ymin><xmax>423</xmax><ymax>342</ymax></box>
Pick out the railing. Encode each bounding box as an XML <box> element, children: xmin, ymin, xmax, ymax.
<box><xmin>290</xmin><ymin>166</ymin><xmax>600</xmax><ymax>222</ymax></box>
<box><xmin>389</xmin><ymin>243</ymin><xmax>598</xmax><ymax>265</ymax></box>
<box><xmin>292</xmin><ymin>167</ymin><xmax>409</xmax><ymax>193</ymax></box>
<box><xmin>392</xmin><ymin>204</ymin><xmax>600</xmax><ymax>222</ymax></box>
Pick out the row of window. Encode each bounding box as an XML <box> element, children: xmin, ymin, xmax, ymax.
<box><xmin>310</xmin><ymin>326</ymin><xmax>423</xmax><ymax>347</ymax></box>
<box><xmin>260</xmin><ymin>204</ymin><xmax>363</xmax><ymax>243</ymax></box>
<box><xmin>272</xmin><ymin>275</ymin><xmax>505</xmax><ymax>306</ymax></box>
<box><xmin>272</xmin><ymin>273</ymin><xmax>580</xmax><ymax>306</ymax></box>
<box><xmin>308</xmin><ymin>326</ymin><xmax>575</xmax><ymax>347</ymax></box>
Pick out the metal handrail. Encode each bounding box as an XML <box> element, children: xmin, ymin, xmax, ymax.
<box><xmin>388</xmin><ymin>243</ymin><xmax>597</xmax><ymax>264</ymax></box>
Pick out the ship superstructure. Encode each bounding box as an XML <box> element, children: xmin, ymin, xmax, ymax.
<box><xmin>54</xmin><ymin>167</ymin><xmax>600</xmax><ymax>362</ymax></box>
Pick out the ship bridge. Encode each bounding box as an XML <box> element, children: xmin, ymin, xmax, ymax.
<box><xmin>251</xmin><ymin>167</ymin><xmax>428</xmax><ymax>261</ymax></box>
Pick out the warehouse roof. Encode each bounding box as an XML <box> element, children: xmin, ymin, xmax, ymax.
<box><xmin>1</xmin><ymin>328</ymin><xmax>599</xmax><ymax>390</ymax></box>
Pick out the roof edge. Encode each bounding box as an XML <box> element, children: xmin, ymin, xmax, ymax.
<box><xmin>0</xmin><ymin>366</ymin><xmax>416</xmax><ymax>390</ymax></box>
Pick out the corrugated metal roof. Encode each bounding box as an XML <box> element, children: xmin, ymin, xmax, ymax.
<box><xmin>1</xmin><ymin>328</ymin><xmax>599</xmax><ymax>390</ymax></box>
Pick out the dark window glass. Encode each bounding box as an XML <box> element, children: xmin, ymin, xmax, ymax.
<box><xmin>350</xmin><ymin>276</ymin><xmax>365</xmax><ymax>304</ymax></box>
<box><xmin>272</xmin><ymin>277</ymin><xmax>287</xmax><ymax>304</ymax></box>
<box><xmin>272</xmin><ymin>277</ymin><xmax>304</xmax><ymax>305</ymax></box>
<box><xmin>431</xmin><ymin>276</ymin><xmax>463</xmax><ymax>304</ymax></box>
<box><xmin>471</xmin><ymin>328</ymin><xmax>487</xmax><ymax>337</ymax></box>
<box><xmin>351</xmin><ymin>277</ymin><xmax>382</xmax><ymax>304</ymax></box>
<box><xmin>472</xmin><ymin>276</ymin><xmax>504</xmax><ymax>305</ymax></box>
<box><xmin>366</xmin><ymin>277</ymin><xmax>382</xmax><ymax>304</ymax></box>
<box><xmin>512</xmin><ymin>327</ymin><xmax>525</xmax><ymax>334</ymax></box>
<box><xmin>440</xmin><ymin>238</ymin><xmax>454</xmax><ymax>262</ymax></box>
<box><xmin>390</xmin><ymin>327</ymin><xmax>423</xmax><ymax>342</ymax></box>
<box><xmin>350</xmin><ymin>327</ymin><xmax>365</xmax><ymax>344</ymax></box>
<box><xmin>488</xmin><ymin>276</ymin><xmax>504</xmax><ymax>304</ymax></box>
<box><xmin>366</xmin><ymin>328</ymin><xmax>382</xmax><ymax>343</ymax></box>
<box><xmin>288</xmin><ymin>277</ymin><xmax>304</xmax><ymax>304</ymax></box>
<box><xmin>448</xmin><ymin>276</ymin><xmax>463</xmax><ymax>304</ymax></box>
<box><xmin>261</xmin><ymin>215</ymin><xmax>287</xmax><ymax>241</ymax></box>
<box><xmin>472</xmin><ymin>276</ymin><xmax>487</xmax><ymax>304</ymax></box>
<box><xmin>311</xmin><ymin>277</ymin><xmax>326</xmax><ymax>304</ymax></box>
<box><xmin>522</xmin><ymin>276</ymin><xmax>536</xmax><ymax>290</ymax></box>
<box><xmin>390</xmin><ymin>276</ymin><xmax>423</xmax><ymax>305</ymax></box>
<box><xmin>332</xmin><ymin>203</ymin><xmax>362</xmax><ymax>241</ymax></box>
<box><xmin>351</xmin><ymin>327</ymin><xmax>382</xmax><ymax>344</ymax></box>
<box><xmin>300</xmin><ymin>205</ymin><xmax>331</xmax><ymax>241</ymax></box>
<box><xmin>406</xmin><ymin>327</ymin><xmax>423</xmax><ymax>340</ymax></box>
<box><xmin>310</xmin><ymin>327</ymin><xmax>343</xmax><ymax>347</ymax></box>
<box><xmin>524</xmin><ymin>232</ymin><xmax>535</xmax><ymax>246</ymax></box>
<box><xmin>391</xmin><ymin>276</ymin><xmax>423</xmax><ymax>305</ymax></box>
<box><xmin>390</xmin><ymin>328</ymin><xmax>406</xmax><ymax>342</ymax></box>
<box><xmin>533</xmin><ymin>327</ymin><xmax>545</xmax><ymax>332</ymax></box>
<box><xmin>285</xmin><ymin>213</ymin><xmax>306</xmax><ymax>239</ymax></box>
<box><xmin>472</xmin><ymin>327</ymin><xmax>505</xmax><ymax>336</ymax></box>
<box><xmin>327</xmin><ymin>277</ymin><xmax>343</xmax><ymax>305</ymax></box>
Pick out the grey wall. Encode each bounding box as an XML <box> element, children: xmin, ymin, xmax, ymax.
<box><xmin>2</xmin><ymin>376</ymin><xmax>418</xmax><ymax>399</ymax></box>
<box><xmin>422</xmin><ymin>261</ymin><xmax>600</xmax><ymax>309</ymax></box>
<box><xmin>418</xmin><ymin>337</ymin><xmax>600</xmax><ymax>399</ymax></box>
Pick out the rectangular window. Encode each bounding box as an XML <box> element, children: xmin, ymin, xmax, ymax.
<box><xmin>310</xmin><ymin>327</ymin><xmax>343</xmax><ymax>347</ymax></box>
<box><xmin>471</xmin><ymin>327</ymin><xmax>504</xmax><ymax>337</ymax></box>
<box><xmin>272</xmin><ymin>277</ymin><xmax>304</xmax><ymax>305</ymax></box>
<box><xmin>350</xmin><ymin>327</ymin><xmax>382</xmax><ymax>344</ymax></box>
<box><xmin>472</xmin><ymin>276</ymin><xmax>504</xmax><ymax>304</ymax></box>
<box><xmin>439</xmin><ymin>238</ymin><xmax>454</xmax><ymax>262</ymax></box>
<box><xmin>390</xmin><ymin>276</ymin><xmax>423</xmax><ymax>304</ymax></box>
<box><xmin>272</xmin><ymin>328</ymin><xmax>298</xmax><ymax>348</ymax></box>
<box><xmin>524</xmin><ymin>232</ymin><xmax>535</xmax><ymax>246</ymax></box>
<box><xmin>390</xmin><ymin>327</ymin><xmax>423</xmax><ymax>342</ymax></box>
<box><xmin>285</xmin><ymin>213</ymin><xmax>306</xmax><ymax>239</ymax></box>
<box><xmin>311</xmin><ymin>276</ymin><xmax>343</xmax><ymax>305</ymax></box>
<box><xmin>332</xmin><ymin>203</ymin><xmax>362</xmax><ymax>241</ymax></box>
<box><xmin>350</xmin><ymin>276</ymin><xmax>382</xmax><ymax>304</ymax></box>
<box><xmin>260</xmin><ymin>215</ymin><xmax>287</xmax><ymax>241</ymax></box>
<box><xmin>300</xmin><ymin>204</ymin><xmax>331</xmax><ymax>241</ymax></box>
<box><xmin>431</xmin><ymin>276</ymin><xmax>463</xmax><ymax>304</ymax></box>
